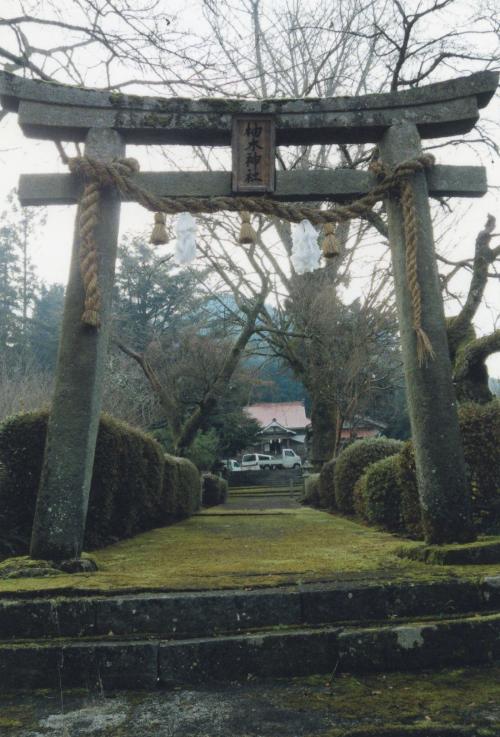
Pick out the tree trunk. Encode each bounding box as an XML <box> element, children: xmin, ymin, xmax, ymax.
<box><xmin>309</xmin><ymin>391</ymin><xmax>338</xmax><ymax>470</ymax></box>
<box><xmin>454</xmin><ymin>330</ymin><xmax>500</xmax><ymax>404</ymax></box>
<box><xmin>175</xmin><ymin>298</ymin><xmax>264</xmax><ymax>454</ymax></box>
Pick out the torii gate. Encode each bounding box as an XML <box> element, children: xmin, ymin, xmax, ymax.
<box><xmin>0</xmin><ymin>70</ymin><xmax>498</xmax><ymax>561</ymax></box>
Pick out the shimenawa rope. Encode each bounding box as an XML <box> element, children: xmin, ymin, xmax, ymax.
<box><xmin>67</xmin><ymin>153</ymin><xmax>435</xmax><ymax>363</ymax></box>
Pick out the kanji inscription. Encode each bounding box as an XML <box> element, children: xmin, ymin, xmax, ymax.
<box><xmin>232</xmin><ymin>115</ymin><xmax>276</xmax><ymax>193</ymax></box>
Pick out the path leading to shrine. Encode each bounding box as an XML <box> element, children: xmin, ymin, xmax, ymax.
<box><xmin>1</xmin><ymin>486</ymin><xmax>500</xmax><ymax>693</ymax></box>
<box><xmin>1</xmin><ymin>487</ymin><xmax>499</xmax><ymax>596</ymax></box>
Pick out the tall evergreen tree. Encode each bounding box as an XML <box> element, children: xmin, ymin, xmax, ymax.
<box><xmin>29</xmin><ymin>283</ymin><xmax>65</xmax><ymax>371</ymax></box>
<box><xmin>0</xmin><ymin>190</ymin><xmax>45</xmax><ymax>363</ymax></box>
<box><xmin>0</xmin><ymin>219</ymin><xmax>20</xmax><ymax>355</ymax></box>
<box><xmin>114</xmin><ymin>234</ymin><xmax>204</xmax><ymax>349</ymax></box>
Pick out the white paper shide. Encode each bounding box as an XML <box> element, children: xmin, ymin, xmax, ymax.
<box><xmin>291</xmin><ymin>220</ymin><xmax>321</xmax><ymax>274</ymax></box>
<box><xmin>175</xmin><ymin>212</ymin><xmax>197</xmax><ymax>265</ymax></box>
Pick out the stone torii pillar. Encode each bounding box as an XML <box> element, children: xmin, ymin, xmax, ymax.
<box><xmin>380</xmin><ymin>123</ymin><xmax>474</xmax><ymax>543</ymax></box>
<box><xmin>29</xmin><ymin>128</ymin><xmax>125</xmax><ymax>561</ymax></box>
<box><xmin>0</xmin><ymin>69</ymin><xmax>497</xmax><ymax>557</ymax></box>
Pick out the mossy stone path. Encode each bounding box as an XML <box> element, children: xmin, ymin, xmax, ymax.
<box><xmin>1</xmin><ymin>665</ymin><xmax>499</xmax><ymax>736</ymax></box>
<box><xmin>0</xmin><ymin>488</ymin><xmax>499</xmax><ymax>595</ymax></box>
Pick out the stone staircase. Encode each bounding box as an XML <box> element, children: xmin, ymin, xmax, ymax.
<box><xmin>1</xmin><ymin>576</ymin><xmax>500</xmax><ymax>690</ymax></box>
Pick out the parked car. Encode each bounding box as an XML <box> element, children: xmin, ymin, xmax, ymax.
<box><xmin>271</xmin><ymin>449</ymin><xmax>302</xmax><ymax>470</ymax></box>
<box><xmin>241</xmin><ymin>453</ymin><xmax>273</xmax><ymax>470</ymax></box>
<box><xmin>220</xmin><ymin>459</ymin><xmax>241</xmax><ymax>473</ymax></box>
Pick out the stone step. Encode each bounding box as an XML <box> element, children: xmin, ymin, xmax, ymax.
<box><xmin>1</xmin><ymin>576</ymin><xmax>499</xmax><ymax>642</ymax></box>
<box><xmin>1</xmin><ymin>612</ymin><xmax>499</xmax><ymax>690</ymax></box>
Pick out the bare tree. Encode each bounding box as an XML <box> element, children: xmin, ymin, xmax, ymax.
<box><xmin>116</xmin><ymin>297</ymin><xmax>268</xmax><ymax>454</ymax></box>
<box><xmin>1</xmin><ymin>0</ymin><xmax>499</xmax><ymax>456</ymax></box>
<box><xmin>0</xmin><ymin>355</ymin><xmax>52</xmax><ymax>423</ymax></box>
<box><xmin>441</xmin><ymin>215</ymin><xmax>500</xmax><ymax>401</ymax></box>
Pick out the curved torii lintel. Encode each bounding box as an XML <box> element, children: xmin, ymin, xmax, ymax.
<box><xmin>0</xmin><ymin>70</ymin><xmax>498</xmax><ymax>145</ymax></box>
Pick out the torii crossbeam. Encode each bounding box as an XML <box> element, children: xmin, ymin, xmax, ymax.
<box><xmin>0</xmin><ymin>69</ymin><xmax>498</xmax><ymax>558</ymax></box>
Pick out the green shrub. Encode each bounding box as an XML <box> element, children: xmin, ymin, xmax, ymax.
<box><xmin>396</xmin><ymin>441</ymin><xmax>422</xmax><ymax>537</ymax></box>
<box><xmin>162</xmin><ymin>454</ymin><xmax>201</xmax><ymax>519</ymax></box>
<box><xmin>95</xmin><ymin>416</ymin><xmax>165</xmax><ymax>546</ymax></box>
<box><xmin>334</xmin><ymin>437</ymin><xmax>404</xmax><ymax>514</ymax></box>
<box><xmin>0</xmin><ymin>410</ymin><xmax>200</xmax><ymax>553</ymax></box>
<box><xmin>459</xmin><ymin>400</ymin><xmax>500</xmax><ymax>531</ymax></box>
<box><xmin>359</xmin><ymin>455</ymin><xmax>403</xmax><ymax>532</ymax></box>
<box><xmin>352</xmin><ymin>475</ymin><xmax>367</xmax><ymax>519</ymax></box>
<box><xmin>185</xmin><ymin>430</ymin><xmax>219</xmax><ymax>471</ymax></box>
<box><xmin>202</xmin><ymin>473</ymin><xmax>228</xmax><ymax>506</ymax></box>
<box><xmin>319</xmin><ymin>458</ymin><xmax>336</xmax><ymax>509</ymax></box>
<box><xmin>0</xmin><ymin>410</ymin><xmax>48</xmax><ymax>536</ymax></box>
<box><xmin>303</xmin><ymin>473</ymin><xmax>320</xmax><ymax>507</ymax></box>
<box><xmin>396</xmin><ymin>400</ymin><xmax>500</xmax><ymax>537</ymax></box>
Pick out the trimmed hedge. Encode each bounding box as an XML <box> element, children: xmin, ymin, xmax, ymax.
<box><xmin>398</xmin><ymin>399</ymin><xmax>500</xmax><ymax>536</ymax></box>
<box><xmin>319</xmin><ymin>458</ymin><xmax>336</xmax><ymax>509</ymax></box>
<box><xmin>396</xmin><ymin>440</ymin><xmax>421</xmax><ymax>537</ymax></box>
<box><xmin>459</xmin><ymin>400</ymin><xmax>500</xmax><ymax>530</ymax></box>
<box><xmin>303</xmin><ymin>473</ymin><xmax>320</xmax><ymax>507</ymax></box>
<box><xmin>202</xmin><ymin>473</ymin><xmax>228</xmax><ymax>507</ymax></box>
<box><xmin>0</xmin><ymin>409</ymin><xmax>201</xmax><ymax>554</ymax></box>
<box><xmin>334</xmin><ymin>437</ymin><xmax>404</xmax><ymax>514</ymax></box>
<box><xmin>160</xmin><ymin>454</ymin><xmax>201</xmax><ymax>520</ymax></box>
<box><xmin>357</xmin><ymin>455</ymin><xmax>403</xmax><ymax>532</ymax></box>
<box><xmin>352</xmin><ymin>474</ymin><xmax>367</xmax><ymax>519</ymax></box>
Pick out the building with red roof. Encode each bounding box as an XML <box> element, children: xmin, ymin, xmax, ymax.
<box><xmin>245</xmin><ymin>401</ymin><xmax>386</xmax><ymax>459</ymax></box>
<box><xmin>245</xmin><ymin>401</ymin><xmax>310</xmax><ymax>457</ymax></box>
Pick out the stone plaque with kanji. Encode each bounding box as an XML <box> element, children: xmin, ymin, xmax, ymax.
<box><xmin>232</xmin><ymin>115</ymin><xmax>276</xmax><ymax>193</ymax></box>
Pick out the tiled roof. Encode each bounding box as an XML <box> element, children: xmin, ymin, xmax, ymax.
<box><xmin>245</xmin><ymin>402</ymin><xmax>310</xmax><ymax>430</ymax></box>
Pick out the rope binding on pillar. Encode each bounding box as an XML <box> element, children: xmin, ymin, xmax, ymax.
<box><xmin>65</xmin><ymin>151</ymin><xmax>436</xmax><ymax>363</ymax></box>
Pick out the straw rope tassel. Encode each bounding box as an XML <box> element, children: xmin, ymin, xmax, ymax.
<box><xmin>150</xmin><ymin>212</ymin><xmax>168</xmax><ymax>245</ymax></box>
<box><xmin>321</xmin><ymin>222</ymin><xmax>340</xmax><ymax>258</ymax></box>
<box><xmin>239</xmin><ymin>211</ymin><xmax>257</xmax><ymax>244</ymax></box>
<box><xmin>400</xmin><ymin>178</ymin><xmax>435</xmax><ymax>366</ymax></box>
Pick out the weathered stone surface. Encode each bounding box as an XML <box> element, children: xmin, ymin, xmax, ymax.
<box><xmin>0</xmin><ymin>597</ymin><xmax>95</xmax><ymax>639</ymax></box>
<box><xmin>338</xmin><ymin>613</ymin><xmax>500</xmax><ymax>673</ymax></box>
<box><xmin>299</xmin><ymin>580</ymin><xmax>482</xmax><ymax>624</ymax></box>
<box><xmin>0</xmin><ymin>70</ymin><xmax>497</xmax><ymax>144</ymax></box>
<box><xmin>95</xmin><ymin>589</ymin><xmax>302</xmax><ymax>638</ymax></box>
<box><xmin>2</xmin><ymin>666</ymin><xmax>500</xmax><ymax>736</ymax></box>
<box><xmin>18</xmin><ymin>164</ymin><xmax>488</xmax><ymax>207</ymax></box>
<box><xmin>0</xmin><ymin>641</ymin><xmax>158</xmax><ymax>690</ymax></box>
<box><xmin>0</xmin><ymin>605</ymin><xmax>499</xmax><ymax>688</ymax></box>
<box><xmin>0</xmin><ymin>578</ymin><xmax>492</xmax><ymax>641</ymax></box>
<box><xmin>29</xmin><ymin>128</ymin><xmax>125</xmax><ymax>562</ymax></box>
<box><xmin>59</xmin><ymin>557</ymin><xmax>98</xmax><ymax>573</ymax></box>
<box><xmin>0</xmin><ymin>643</ymin><xmax>64</xmax><ymax>690</ymax></box>
<box><xmin>3</xmin><ymin>667</ymin><xmax>500</xmax><ymax>736</ymax></box>
<box><xmin>380</xmin><ymin>122</ymin><xmax>474</xmax><ymax>544</ymax></box>
<box><xmin>159</xmin><ymin>628</ymin><xmax>340</xmax><ymax>684</ymax></box>
<box><xmin>483</xmin><ymin>576</ymin><xmax>500</xmax><ymax>608</ymax></box>
<box><xmin>398</xmin><ymin>540</ymin><xmax>500</xmax><ymax>565</ymax></box>
<box><xmin>17</xmin><ymin>96</ymin><xmax>481</xmax><ymax>144</ymax></box>
<box><xmin>1</xmin><ymin>69</ymin><xmax>496</xmax><ymax>113</ymax></box>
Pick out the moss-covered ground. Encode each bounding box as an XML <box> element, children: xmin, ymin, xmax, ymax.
<box><xmin>0</xmin><ymin>489</ymin><xmax>499</xmax><ymax>595</ymax></box>
<box><xmin>0</xmin><ymin>665</ymin><xmax>499</xmax><ymax>736</ymax></box>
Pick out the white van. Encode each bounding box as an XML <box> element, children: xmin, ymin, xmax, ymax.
<box><xmin>220</xmin><ymin>459</ymin><xmax>241</xmax><ymax>472</ymax></box>
<box><xmin>241</xmin><ymin>453</ymin><xmax>273</xmax><ymax>470</ymax></box>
